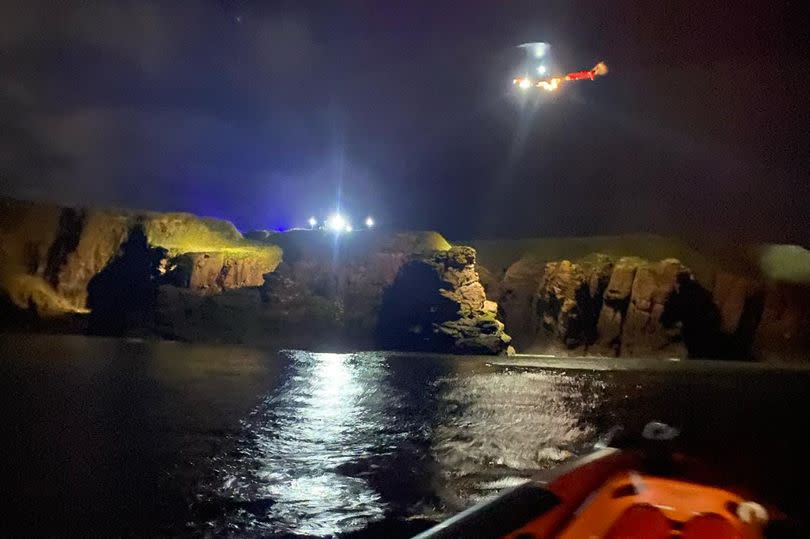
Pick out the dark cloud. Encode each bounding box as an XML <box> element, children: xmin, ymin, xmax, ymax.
<box><xmin>0</xmin><ymin>1</ymin><xmax>806</xmax><ymax>243</ymax></box>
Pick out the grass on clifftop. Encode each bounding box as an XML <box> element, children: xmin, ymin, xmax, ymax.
<box><xmin>143</xmin><ymin>213</ymin><xmax>243</xmax><ymax>252</ymax></box>
<box><xmin>141</xmin><ymin>212</ymin><xmax>281</xmax><ymax>261</ymax></box>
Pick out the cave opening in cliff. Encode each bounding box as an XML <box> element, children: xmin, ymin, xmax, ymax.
<box><xmin>86</xmin><ymin>225</ymin><xmax>166</xmax><ymax>336</ymax></box>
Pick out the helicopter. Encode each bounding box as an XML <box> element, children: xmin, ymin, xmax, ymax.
<box><xmin>512</xmin><ymin>42</ymin><xmax>607</xmax><ymax>92</ymax></box>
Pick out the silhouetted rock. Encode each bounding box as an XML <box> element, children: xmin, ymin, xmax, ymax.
<box><xmin>754</xmin><ymin>284</ymin><xmax>810</xmax><ymax>362</ymax></box>
<box><xmin>87</xmin><ymin>226</ymin><xmax>166</xmax><ymax>335</ymax></box>
<box><xmin>712</xmin><ymin>271</ymin><xmax>763</xmax><ymax>334</ymax></box>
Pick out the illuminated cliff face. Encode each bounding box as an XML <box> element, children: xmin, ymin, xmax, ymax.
<box><xmin>0</xmin><ymin>197</ymin><xmax>281</xmax><ymax>315</ymax></box>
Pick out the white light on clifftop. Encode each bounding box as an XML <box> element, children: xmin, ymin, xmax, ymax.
<box><xmin>365</xmin><ymin>216</ymin><xmax>375</xmax><ymax>228</ymax></box>
<box><xmin>308</xmin><ymin>216</ymin><xmax>318</xmax><ymax>228</ymax></box>
<box><xmin>326</xmin><ymin>213</ymin><xmax>346</xmax><ymax>233</ymax></box>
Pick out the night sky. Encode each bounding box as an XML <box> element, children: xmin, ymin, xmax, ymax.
<box><xmin>1</xmin><ymin>1</ymin><xmax>806</xmax><ymax>243</ymax></box>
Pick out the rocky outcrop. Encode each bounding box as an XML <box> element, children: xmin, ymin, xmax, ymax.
<box><xmin>2</xmin><ymin>198</ymin><xmax>510</xmax><ymax>354</ymax></box>
<box><xmin>168</xmin><ymin>250</ymin><xmax>279</xmax><ymax>291</ymax></box>
<box><xmin>492</xmin><ymin>247</ymin><xmax>810</xmax><ymax>361</ymax></box>
<box><xmin>377</xmin><ymin>246</ymin><xmax>511</xmax><ymax>354</ymax></box>
<box><xmin>533</xmin><ymin>254</ymin><xmax>613</xmax><ymax>352</ymax></box>
<box><xmin>497</xmin><ymin>256</ymin><xmax>547</xmax><ymax>350</ymax></box>
<box><xmin>258</xmin><ymin>249</ymin><xmax>409</xmax><ymax>347</ymax></box>
<box><xmin>499</xmin><ymin>254</ymin><xmax>701</xmax><ymax>357</ymax></box>
<box><xmin>255</xmin><ymin>234</ymin><xmax>510</xmax><ymax>354</ymax></box>
<box><xmin>476</xmin><ymin>264</ymin><xmax>503</xmax><ymax>302</ymax></box>
<box><xmin>4</xmin><ymin>197</ymin><xmax>808</xmax><ymax>360</ymax></box>
<box><xmin>53</xmin><ymin>211</ymin><xmax>134</xmax><ymax>309</ymax></box>
<box><xmin>255</xmin><ymin>230</ymin><xmax>447</xmax><ymax>344</ymax></box>
<box><xmin>0</xmin><ymin>197</ymin><xmax>281</xmax><ymax>318</ymax></box>
<box><xmin>754</xmin><ymin>284</ymin><xmax>810</xmax><ymax>362</ymax></box>
<box><xmin>594</xmin><ymin>257</ymin><xmax>645</xmax><ymax>355</ymax></box>
<box><xmin>620</xmin><ymin>259</ymin><xmax>691</xmax><ymax>357</ymax></box>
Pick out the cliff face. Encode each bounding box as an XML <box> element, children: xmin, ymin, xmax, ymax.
<box><xmin>376</xmin><ymin>246</ymin><xmax>510</xmax><ymax>354</ymax></box>
<box><xmin>0</xmin><ymin>197</ymin><xmax>281</xmax><ymax>320</ymax></box>
<box><xmin>1</xmin><ymin>198</ymin><xmax>510</xmax><ymax>354</ymax></box>
<box><xmin>3</xmin><ymin>197</ymin><xmax>807</xmax><ymax>360</ymax></box>
<box><xmin>156</xmin><ymin>230</ymin><xmax>510</xmax><ymax>354</ymax></box>
<box><xmin>491</xmin><ymin>250</ymin><xmax>810</xmax><ymax>360</ymax></box>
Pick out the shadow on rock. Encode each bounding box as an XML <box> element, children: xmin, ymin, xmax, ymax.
<box><xmin>663</xmin><ymin>273</ymin><xmax>763</xmax><ymax>360</ymax></box>
<box><xmin>86</xmin><ymin>225</ymin><xmax>166</xmax><ymax>336</ymax></box>
<box><xmin>376</xmin><ymin>261</ymin><xmax>458</xmax><ymax>352</ymax></box>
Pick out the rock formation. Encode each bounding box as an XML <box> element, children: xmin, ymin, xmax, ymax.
<box><xmin>594</xmin><ymin>257</ymin><xmax>645</xmax><ymax>355</ymax></box>
<box><xmin>493</xmin><ymin>247</ymin><xmax>810</xmax><ymax>361</ymax></box>
<box><xmin>0</xmin><ymin>197</ymin><xmax>280</xmax><ymax>318</ymax></box>
<box><xmin>252</xmin><ymin>230</ymin><xmax>448</xmax><ymax>346</ymax></box>
<box><xmin>755</xmin><ymin>284</ymin><xmax>810</xmax><ymax>362</ymax></box>
<box><xmin>377</xmin><ymin>246</ymin><xmax>511</xmax><ymax>354</ymax></box>
<box><xmin>497</xmin><ymin>256</ymin><xmax>547</xmax><ymax>350</ymax></box>
<box><xmin>3</xmin><ymin>197</ymin><xmax>809</xmax><ymax>360</ymax></box>
<box><xmin>154</xmin><ymin>229</ymin><xmax>510</xmax><ymax>354</ymax></box>
<box><xmin>620</xmin><ymin>259</ymin><xmax>690</xmax><ymax>357</ymax></box>
<box><xmin>533</xmin><ymin>254</ymin><xmax>613</xmax><ymax>352</ymax></box>
<box><xmin>498</xmin><ymin>254</ymin><xmax>700</xmax><ymax>357</ymax></box>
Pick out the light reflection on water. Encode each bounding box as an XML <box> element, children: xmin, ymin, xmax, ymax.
<box><xmin>430</xmin><ymin>369</ymin><xmax>605</xmax><ymax>508</ymax></box>
<box><xmin>209</xmin><ymin>352</ymin><xmax>393</xmax><ymax>535</ymax></box>
<box><xmin>5</xmin><ymin>335</ymin><xmax>810</xmax><ymax>536</ymax></box>
<box><xmin>197</xmin><ymin>352</ymin><xmax>605</xmax><ymax>536</ymax></box>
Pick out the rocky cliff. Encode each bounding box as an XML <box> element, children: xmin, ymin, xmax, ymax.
<box><xmin>3</xmin><ymin>197</ymin><xmax>807</xmax><ymax>360</ymax></box>
<box><xmin>376</xmin><ymin>246</ymin><xmax>510</xmax><ymax>354</ymax></box>
<box><xmin>487</xmin><ymin>245</ymin><xmax>810</xmax><ymax>361</ymax></box>
<box><xmin>1</xmin><ymin>198</ymin><xmax>510</xmax><ymax>354</ymax></box>
<box><xmin>154</xmin><ymin>230</ymin><xmax>511</xmax><ymax>353</ymax></box>
<box><xmin>0</xmin><ymin>197</ymin><xmax>281</xmax><ymax>323</ymax></box>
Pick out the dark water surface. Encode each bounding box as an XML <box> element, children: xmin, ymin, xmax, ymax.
<box><xmin>1</xmin><ymin>334</ymin><xmax>809</xmax><ymax>537</ymax></box>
